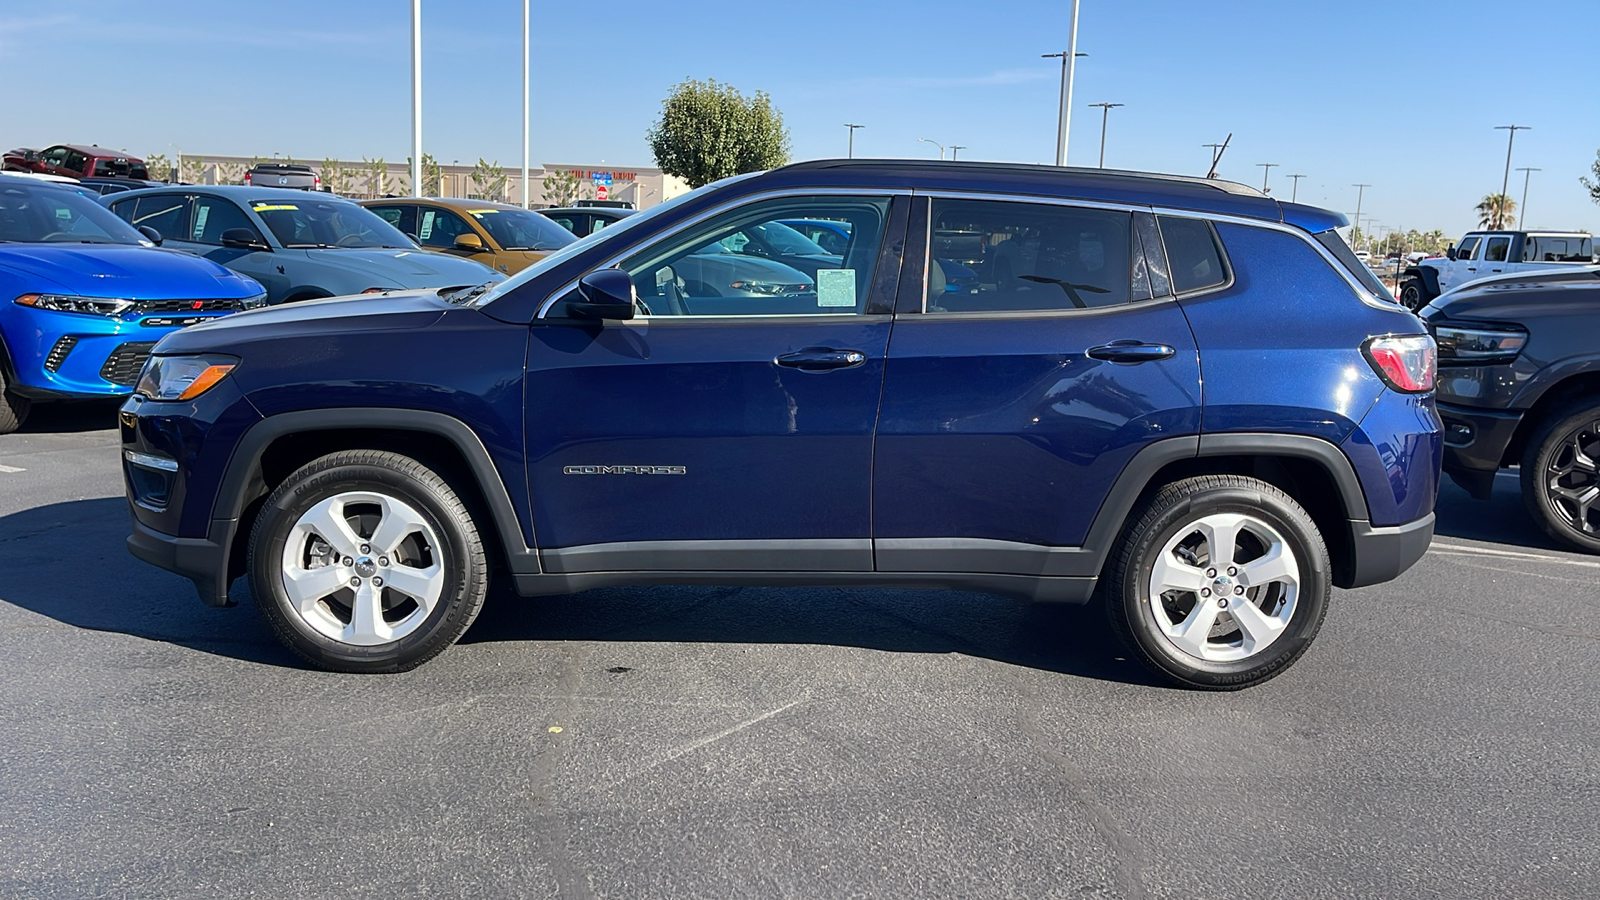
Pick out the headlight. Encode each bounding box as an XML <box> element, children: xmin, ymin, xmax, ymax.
<box><xmin>134</xmin><ymin>354</ymin><xmax>239</xmax><ymax>401</ymax></box>
<box><xmin>14</xmin><ymin>293</ymin><xmax>134</xmax><ymax>316</ymax></box>
<box><xmin>1434</xmin><ymin>322</ymin><xmax>1527</xmax><ymax>365</ymax></box>
<box><xmin>240</xmin><ymin>292</ymin><xmax>269</xmax><ymax>309</ymax></box>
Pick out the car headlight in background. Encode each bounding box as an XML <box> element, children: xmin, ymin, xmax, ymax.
<box><xmin>134</xmin><ymin>354</ymin><xmax>238</xmax><ymax>401</ymax></box>
<box><xmin>1433</xmin><ymin>322</ymin><xmax>1528</xmax><ymax>365</ymax></box>
<box><xmin>14</xmin><ymin>293</ymin><xmax>134</xmax><ymax>316</ymax></box>
<box><xmin>240</xmin><ymin>292</ymin><xmax>269</xmax><ymax>309</ymax></box>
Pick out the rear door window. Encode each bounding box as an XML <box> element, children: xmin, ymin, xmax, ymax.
<box><xmin>415</xmin><ymin>207</ymin><xmax>472</xmax><ymax>249</ymax></box>
<box><xmin>189</xmin><ymin>196</ymin><xmax>263</xmax><ymax>245</ymax></box>
<box><xmin>1483</xmin><ymin>236</ymin><xmax>1511</xmax><ymax>262</ymax></box>
<box><xmin>926</xmin><ymin>198</ymin><xmax>1134</xmax><ymax>313</ymax></box>
<box><xmin>1157</xmin><ymin>216</ymin><xmax>1230</xmax><ymax>294</ymax></box>
<box><xmin>368</xmin><ymin>204</ymin><xmax>417</xmax><ymax>236</ymax></box>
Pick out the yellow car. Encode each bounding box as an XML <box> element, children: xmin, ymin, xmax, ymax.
<box><xmin>361</xmin><ymin>198</ymin><xmax>577</xmax><ymax>276</ymax></box>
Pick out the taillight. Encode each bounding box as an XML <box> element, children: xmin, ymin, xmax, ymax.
<box><xmin>314</xmin><ymin>174</ymin><xmax>322</xmax><ymax>189</ymax></box>
<box><xmin>243</xmin><ymin>172</ymin><xmax>252</xmax><ymax>185</ymax></box>
<box><xmin>1363</xmin><ymin>335</ymin><xmax>1436</xmax><ymax>393</ymax></box>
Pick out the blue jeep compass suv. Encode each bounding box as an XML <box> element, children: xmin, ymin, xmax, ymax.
<box><xmin>120</xmin><ymin>161</ymin><xmax>1441</xmax><ymax>688</ymax></box>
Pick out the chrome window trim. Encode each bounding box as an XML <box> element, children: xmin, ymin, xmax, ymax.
<box><xmin>534</xmin><ymin>187</ymin><xmax>912</xmax><ymax>320</ymax></box>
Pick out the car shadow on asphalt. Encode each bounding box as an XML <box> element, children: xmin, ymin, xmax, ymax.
<box><xmin>17</xmin><ymin>399</ymin><xmax>124</xmax><ymax>434</ymax></box>
<box><xmin>0</xmin><ymin>497</ymin><xmax>299</xmax><ymax>668</ymax></box>
<box><xmin>2</xmin><ymin>497</ymin><xmax>1162</xmax><ymax>686</ymax></box>
<box><xmin>1432</xmin><ymin>471</ymin><xmax>1572</xmax><ymax>552</ymax></box>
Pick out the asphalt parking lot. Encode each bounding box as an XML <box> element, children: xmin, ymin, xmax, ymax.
<box><xmin>2</xmin><ymin>402</ymin><xmax>1596</xmax><ymax>899</ymax></box>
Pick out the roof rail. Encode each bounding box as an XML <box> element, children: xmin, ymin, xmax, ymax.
<box><xmin>777</xmin><ymin>158</ymin><xmax>1266</xmax><ymax>198</ymax></box>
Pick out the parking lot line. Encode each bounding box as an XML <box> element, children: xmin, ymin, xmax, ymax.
<box><xmin>0</xmin><ymin>463</ymin><xmax>25</xmax><ymax>473</ymax></box>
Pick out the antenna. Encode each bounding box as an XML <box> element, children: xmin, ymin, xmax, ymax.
<box><xmin>1205</xmin><ymin>134</ymin><xmax>1232</xmax><ymax>179</ymax></box>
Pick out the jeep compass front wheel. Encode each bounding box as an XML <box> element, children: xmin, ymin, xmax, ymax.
<box><xmin>1107</xmin><ymin>475</ymin><xmax>1331</xmax><ymax>690</ymax></box>
<box><xmin>248</xmin><ymin>450</ymin><xmax>488</xmax><ymax>673</ymax></box>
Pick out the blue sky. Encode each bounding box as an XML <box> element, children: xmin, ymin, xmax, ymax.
<box><xmin>3</xmin><ymin>0</ymin><xmax>1595</xmax><ymax>236</ymax></box>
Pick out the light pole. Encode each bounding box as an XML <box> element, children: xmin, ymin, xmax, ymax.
<box><xmin>410</xmin><ymin>0</ymin><xmax>422</xmax><ymax>198</ymax></box>
<box><xmin>844</xmin><ymin>123</ymin><xmax>864</xmax><ymax>158</ymax></box>
<box><xmin>521</xmin><ymin>0</ymin><xmax>529</xmax><ymax>207</ymax></box>
<box><xmin>1087</xmin><ymin>102</ymin><xmax>1122</xmax><ymax>168</ymax></box>
<box><xmin>1286</xmin><ymin>173</ymin><xmax>1305</xmax><ymax>203</ymax></box>
<box><xmin>1516</xmin><ymin>166</ymin><xmax>1540</xmax><ymax>228</ymax></box>
<box><xmin>1041</xmin><ymin>39</ymin><xmax>1086</xmax><ymax>166</ymax></box>
<box><xmin>1493</xmin><ymin>124</ymin><xmax>1529</xmax><ymax>229</ymax></box>
<box><xmin>1256</xmin><ymin>162</ymin><xmax>1278</xmax><ymax>193</ymax></box>
<box><xmin>949</xmin><ymin>145</ymin><xmax>967</xmax><ymax>160</ymax></box>
<box><xmin>1351</xmin><ymin>183</ymin><xmax>1370</xmax><ymax>248</ymax></box>
<box><xmin>917</xmin><ymin>138</ymin><xmax>946</xmax><ymax>160</ymax></box>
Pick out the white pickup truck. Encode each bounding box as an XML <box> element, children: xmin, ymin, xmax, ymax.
<box><xmin>1398</xmin><ymin>230</ymin><xmax>1595</xmax><ymax>309</ymax></box>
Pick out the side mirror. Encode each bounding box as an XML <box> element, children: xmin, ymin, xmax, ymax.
<box><xmin>569</xmin><ymin>269</ymin><xmax>636</xmax><ymax>321</ymax></box>
<box><xmin>1445</xmin><ymin>244</ymin><xmax>1456</xmax><ymax>260</ymax></box>
<box><xmin>221</xmin><ymin>228</ymin><xmax>269</xmax><ymax>251</ymax></box>
<box><xmin>137</xmin><ymin>225</ymin><xmax>163</xmax><ymax>246</ymax></box>
<box><xmin>453</xmin><ymin>232</ymin><xmax>485</xmax><ymax>252</ymax></box>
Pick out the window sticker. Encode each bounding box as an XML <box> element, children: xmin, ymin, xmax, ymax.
<box><xmin>251</xmin><ymin>203</ymin><xmax>298</xmax><ymax>211</ymax></box>
<box><xmin>192</xmin><ymin>205</ymin><xmax>209</xmax><ymax>239</ymax></box>
<box><xmin>419</xmin><ymin>210</ymin><xmax>435</xmax><ymax>239</ymax></box>
<box><xmin>816</xmin><ymin>269</ymin><xmax>856</xmax><ymax>308</ymax></box>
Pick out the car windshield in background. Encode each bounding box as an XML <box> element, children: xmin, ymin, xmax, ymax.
<box><xmin>0</xmin><ymin>180</ymin><xmax>147</xmax><ymax>244</ymax></box>
<box><xmin>251</xmin><ymin>198</ymin><xmax>414</xmax><ymax>249</ymax></box>
<box><xmin>465</xmin><ymin>207</ymin><xmax>577</xmax><ymax>251</ymax></box>
<box><xmin>749</xmin><ymin>221</ymin><xmax>829</xmax><ymax>256</ymax></box>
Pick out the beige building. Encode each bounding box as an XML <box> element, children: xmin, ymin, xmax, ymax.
<box><xmin>170</xmin><ymin>155</ymin><xmax>689</xmax><ymax>209</ymax></box>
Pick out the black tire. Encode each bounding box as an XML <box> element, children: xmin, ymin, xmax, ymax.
<box><xmin>247</xmin><ymin>449</ymin><xmax>489</xmax><ymax>673</ymax></box>
<box><xmin>1519</xmin><ymin>400</ymin><xmax>1600</xmax><ymax>554</ymax></box>
<box><xmin>0</xmin><ymin>362</ymin><xmax>32</xmax><ymax>435</ymax></box>
<box><xmin>1105</xmin><ymin>475</ymin><xmax>1332</xmax><ymax>690</ymax></box>
<box><xmin>1398</xmin><ymin>277</ymin><xmax>1427</xmax><ymax>310</ymax></box>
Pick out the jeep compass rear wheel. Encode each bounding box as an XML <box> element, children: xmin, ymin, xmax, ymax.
<box><xmin>1107</xmin><ymin>475</ymin><xmax>1331</xmax><ymax>690</ymax></box>
<box><xmin>248</xmin><ymin>450</ymin><xmax>488</xmax><ymax>673</ymax></box>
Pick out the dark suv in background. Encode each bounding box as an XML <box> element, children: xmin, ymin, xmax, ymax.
<box><xmin>120</xmin><ymin>160</ymin><xmax>1440</xmax><ymax>689</ymax></box>
<box><xmin>1421</xmin><ymin>267</ymin><xmax>1600</xmax><ymax>552</ymax></box>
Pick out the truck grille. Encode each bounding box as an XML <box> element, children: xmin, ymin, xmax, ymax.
<box><xmin>44</xmin><ymin>336</ymin><xmax>79</xmax><ymax>372</ymax></box>
<box><xmin>100</xmin><ymin>342</ymin><xmax>157</xmax><ymax>387</ymax></box>
<box><xmin>134</xmin><ymin>298</ymin><xmax>242</xmax><ymax>314</ymax></box>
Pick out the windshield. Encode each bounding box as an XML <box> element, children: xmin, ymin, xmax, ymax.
<box><xmin>471</xmin><ymin>172</ymin><xmax>762</xmax><ymax>307</ymax></box>
<box><xmin>751</xmin><ymin>221</ymin><xmax>829</xmax><ymax>256</ymax></box>
<box><xmin>251</xmin><ymin>198</ymin><xmax>415</xmax><ymax>249</ymax></box>
<box><xmin>465</xmin><ymin>206</ymin><xmax>577</xmax><ymax>252</ymax></box>
<box><xmin>0</xmin><ymin>179</ymin><xmax>148</xmax><ymax>244</ymax></box>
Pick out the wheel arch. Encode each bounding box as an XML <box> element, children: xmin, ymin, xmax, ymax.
<box><xmin>1081</xmin><ymin>434</ymin><xmax>1371</xmax><ymax>591</ymax></box>
<box><xmin>281</xmin><ymin>287</ymin><xmax>335</xmax><ymax>304</ymax></box>
<box><xmin>214</xmin><ymin>409</ymin><xmax>538</xmax><ymax>588</ymax></box>
<box><xmin>1502</xmin><ymin>369</ymin><xmax>1600</xmax><ymax>467</ymax></box>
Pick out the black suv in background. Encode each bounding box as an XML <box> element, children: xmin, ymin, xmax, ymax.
<box><xmin>1421</xmin><ymin>267</ymin><xmax>1600</xmax><ymax>552</ymax></box>
<box><xmin>244</xmin><ymin>163</ymin><xmax>320</xmax><ymax>191</ymax></box>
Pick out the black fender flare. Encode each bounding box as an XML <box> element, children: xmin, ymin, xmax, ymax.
<box><xmin>205</xmin><ymin>408</ymin><xmax>539</xmax><ymax>599</ymax></box>
<box><xmin>1402</xmin><ymin>265</ymin><xmax>1441</xmax><ymax>298</ymax></box>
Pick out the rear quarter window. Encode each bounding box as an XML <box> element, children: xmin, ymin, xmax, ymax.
<box><xmin>1156</xmin><ymin>216</ymin><xmax>1229</xmax><ymax>294</ymax></box>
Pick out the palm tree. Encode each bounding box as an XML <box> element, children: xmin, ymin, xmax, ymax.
<box><xmin>1476</xmin><ymin>193</ymin><xmax>1516</xmax><ymax>229</ymax></box>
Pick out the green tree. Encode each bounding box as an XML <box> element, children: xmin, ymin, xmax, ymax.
<box><xmin>470</xmin><ymin>158</ymin><xmax>507</xmax><ymax>201</ymax></box>
<box><xmin>217</xmin><ymin>161</ymin><xmax>246</xmax><ymax>185</ymax></box>
<box><xmin>542</xmin><ymin>169</ymin><xmax>581</xmax><ymax>207</ymax></box>
<box><xmin>1581</xmin><ymin>148</ymin><xmax>1600</xmax><ymax>206</ymax></box>
<box><xmin>320</xmin><ymin>157</ymin><xmax>352</xmax><ymax>195</ymax></box>
<box><xmin>180</xmin><ymin>156</ymin><xmax>205</xmax><ymax>184</ymax></box>
<box><xmin>407</xmin><ymin>154</ymin><xmax>443</xmax><ymax>196</ymax></box>
<box><xmin>143</xmin><ymin>153</ymin><xmax>171</xmax><ymax>182</ymax></box>
<box><xmin>363</xmin><ymin>156</ymin><xmax>390</xmax><ymax>197</ymax></box>
<box><xmin>646</xmin><ymin>78</ymin><xmax>790</xmax><ymax>188</ymax></box>
<box><xmin>1477</xmin><ymin>193</ymin><xmax>1516</xmax><ymax>229</ymax></box>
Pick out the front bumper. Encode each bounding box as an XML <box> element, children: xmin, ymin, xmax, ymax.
<box><xmin>1437</xmin><ymin>401</ymin><xmax>1522</xmax><ymax>500</ymax></box>
<box><xmin>127</xmin><ymin>513</ymin><xmax>236</xmax><ymax>607</ymax></box>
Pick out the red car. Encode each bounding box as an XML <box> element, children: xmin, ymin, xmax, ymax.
<box><xmin>3</xmin><ymin>144</ymin><xmax>149</xmax><ymax>179</ymax></box>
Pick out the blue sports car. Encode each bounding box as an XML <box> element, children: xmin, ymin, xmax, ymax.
<box><xmin>0</xmin><ymin>175</ymin><xmax>265</xmax><ymax>432</ymax></box>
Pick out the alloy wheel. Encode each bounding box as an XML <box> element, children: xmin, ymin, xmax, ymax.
<box><xmin>279</xmin><ymin>490</ymin><xmax>445</xmax><ymax>646</ymax></box>
<box><xmin>1147</xmin><ymin>512</ymin><xmax>1301</xmax><ymax>663</ymax></box>
<box><xmin>1544</xmin><ymin>420</ymin><xmax>1600</xmax><ymax>536</ymax></box>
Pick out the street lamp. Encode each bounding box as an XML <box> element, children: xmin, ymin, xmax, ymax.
<box><xmin>1256</xmin><ymin>162</ymin><xmax>1278</xmax><ymax>193</ymax></box>
<box><xmin>1087</xmin><ymin>102</ymin><xmax>1123</xmax><ymax>168</ymax></box>
<box><xmin>844</xmin><ymin>123</ymin><xmax>864</xmax><ymax>159</ymax></box>
<box><xmin>1493</xmin><ymin>124</ymin><xmax>1529</xmax><ymax>229</ymax></box>
<box><xmin>1516</xmin><ymin>166</ymin><xmax>1540</xmax><ymax>228</ymax></box>
<box><xmin>1351</xmin><ymin>183</ymin><xmax>1370</xmax><ymax>247</ymax></box>
<box><xmin>1041</xmin><ymin>40</ymin><xmax>1087</xmax><ymax>166</ymax></box>
<box><xmin>1286</xmin><ymin>173</ymin><xmax>1305</xmax><ymax>203</ymax></box>
<box><xmin>410</xmin><ymin>0</ymin><xmax>422</xmax><ymax>198</ymax></box>
<box><xmin>917</xmin><ymin>138</ymin><xmax>946</xmax><ymax>160</ymax></box>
